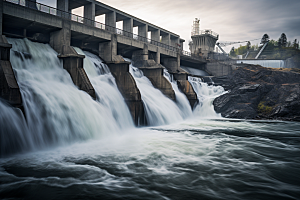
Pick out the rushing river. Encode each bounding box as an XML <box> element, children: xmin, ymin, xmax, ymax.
<box><xmin>0</xmin><ymin>38</ymin><xmax>299</xmax><ymax>199</ymax></box>
<box><xmin>0</xmin><ymin>119</ymin><xmax>299</xmax><ymax>200</ymax></box>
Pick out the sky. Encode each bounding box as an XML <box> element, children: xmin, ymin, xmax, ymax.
<box><xmin>39</xmin><ymin>0</ymin><xmax>300</xmax><ymax>52</ymax></box>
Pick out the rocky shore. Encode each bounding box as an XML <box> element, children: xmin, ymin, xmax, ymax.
<box><xmin>212</xmin><ymin>65</ymin><xmax>300</xmax><ymax>121</ymax></box>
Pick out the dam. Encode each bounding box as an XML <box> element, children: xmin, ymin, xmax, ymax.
<box><xmin>1</xmin><ymin>1</ymin><xmax>300</xmax><ymax>199</ymax></box>
<box><xmin>0</xmin><ymin>0</ymin><xmax>208</xmax><ymax>124</ymax></box>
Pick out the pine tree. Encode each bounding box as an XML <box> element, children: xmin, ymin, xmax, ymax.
<box><xmin>261</xmin><ymin>34</ymin><xmax>269</xmax><ymax>44</ymax></box>
<box><xmin>278</xmin><ymin>33</ymin><xmax>287</xmax><ymax>47</ymax></box>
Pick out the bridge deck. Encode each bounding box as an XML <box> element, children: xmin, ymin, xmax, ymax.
<box><xmin>3</xmin><ymin>0</ymin><xmax>206</xmax><ymax>65</ymax></box>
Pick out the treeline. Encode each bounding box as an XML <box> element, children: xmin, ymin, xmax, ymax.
<box><xmin>229</xmin><ymin>33</ymin><xmax>300</xmax><ymax>59</ymax></box>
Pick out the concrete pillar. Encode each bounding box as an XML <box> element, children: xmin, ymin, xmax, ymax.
<box><xmin>151</xmin><ymin>29</ymin><xmax>160</xmax><ymax>42</ymax></box>
<box><xmin>99</xmin><ymin>34</ymin><xmax>120</xmax><ymax>62</ymax></box>
<box><xmin>50</xmin><ymin>22</ymin><xmax>95</xmax><ymax>99</ymax></box>
<box><xmin>180</xmin><ymin>39</ymin><xmax>184</xmax><ymax>50</ymax></box>
<box><xmin>162</xmin><ymin>53</ymin><xmax>180</xmax><ymax>73</ymax></box>
<box><xmin>171</xmin><ymin>37</ymin><xmax>179</xmax><ymax>47</ymax></box>
<box><xmin>173</xmin><ymin>73</ymin><xmax>198</xmax><ymax>109</ymax></box>
<box><xmin>25</xmin><ymin>0</ymin><xmax>37</xmax><ymax>9</ymax></box>
<box><xmin>58</xmin><ymin>46</ymin><xmax>96</xmax><ymax>99</ymax></box>
<box><xmin>131</xmin><ymin>44</ymin><xmax>149</xmax><ymax>67</ymax></box>
<box><xmin>131</xmin><ymin>44</ymin><xmax>175</xmax><ymax>101</ymax></box>
<box><xmin>138</xmin><ymin>24</ymin><xmax>148</xmax><ymax>39</ymax></box>
<box><xmin>84</xmin><ymin>2</ymin><xmax>95</xmax><ymax>26</ymax></box>
<box><xmin>0</xmin><ymin>0</ymin><xmax>3</xmax><ymax>35</ymax></box>
<box><xmin>162</xmin><ymin>34</ymin><xmax>170</xmax><ymax>45</ymax></box>
<box><xmin>57</xmin><ymin>0</ymin><xmax>69</xmax><ymax>12</ymax></box>
<box><xmin>141</xmin><ymin>67</ymin><xmax>175</xmax><ymax>101</ymax></box>
<box><xmin>50</xmin><ymin>20</ymin><xmax>71</xmax><ymax>54</ymax></box>
<box><xmin>105</xmin><ymin>11</ymin><xmax>116</xmax><ymax>33</ymax></box>
<box><xmin>0</xmin><ymin>35</ymin><xmax>22</xmax><ymax>108</ymax></box>
<box><xmin>106</xmin><ymin>62</ymin><xmax>145</xmax><ymax>125</ymax></box>
<box><xmin>155</xmin><ymin>47</ymin><xmax>160</xmax><ymax>64</ymax></box>
<box><xmin>123</xmin><ymin>18</ymin><xmax>133</xmax><ymax>33</ymax></box>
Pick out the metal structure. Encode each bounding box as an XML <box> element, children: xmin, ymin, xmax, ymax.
<box><xmin>216</xmin><ymin>38</ymin><xmax>260</xmax><ymax>55</ymax></box>
<box><xmin>189</xmin><ymin>18</ymin><xmax>219</xmax><ymax>58</ymax></box>
<box><xmin>191</xmin><ymin>18</ymin><xmax>200</xmax><ymax>36</ymax></box>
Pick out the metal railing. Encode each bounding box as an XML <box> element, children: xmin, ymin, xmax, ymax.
<box><xmin>4</xmin><ymin>0</ymin><xmax>181</xmax><ymax>52</ymax></box>
<box><xmin>5</xmin><ymin>0</ymin><xmax>206</xmax><ymax>62</ymax></box>
<box><xmin>191</xmin><ymin>29</ymin><xmax>219</xmax><ymax>39</ymax></box>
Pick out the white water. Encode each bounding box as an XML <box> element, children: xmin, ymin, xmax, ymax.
<box><xmin>125</xmin><ymin>58</ymin><xmax>184</xmax><ymax>126</ymax></box>
<box><xmin>188</xmin><ymin>76</ymin><xmax>225</xmax><ymax>118</ymax></box>
<box><xmin>163</xmin><ymin>69</ymin><xmax>193</xmax><ymax>118</ymax></box>
<box><xmin>74</xmin><ymin>48</ymin><xmax>134</xmax><ymax>129</ymax></box>
<box><xmin>2</xmin><ymin>38</ymin><xmax>126</xmax><ymax>155</ymax></box>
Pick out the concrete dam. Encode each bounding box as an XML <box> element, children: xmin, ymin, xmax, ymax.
<box><xmin>0</xmin><ymin>0</ymin><xmax>213</xmax><ymax>126</ymax></box>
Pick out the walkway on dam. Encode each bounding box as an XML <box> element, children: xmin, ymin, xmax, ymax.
<box><xmin>3</xmin><ymin>0</ymin><xmax>205</xmax><ymax>65</ymax></box>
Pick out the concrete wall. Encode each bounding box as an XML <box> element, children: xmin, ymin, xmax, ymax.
<box><xmin>173</xmin><ymin>73</ymin><xmax>198</xmax><ymax>109</ymax></box>
<box><xmin>107</xmin><ymin>62</ymin><xmax>146</xmax><ymax>125</ymax></box>
<box><xmin>131</xmin><ymin>44</ymin><xmax>175</xmax><ymax>101</ymax></box>
<box><xmin>141</xmin><ymin>67</ymin><xmax>175</xmax><ymax>101</ymax></box>
<box><xmin>0</xmin><ymin>35</ymin><xmax>22</xmax><ymax>108</ymax></box>
<box><xmin>205</xmin><ymin>62</ymin><xmax>234</xmax><ymax>77</ymax></box>
<box><xmin>58</xmin><ymin>46</ymin><xmax>96</xmax><ymax>99</ymax></box>
<box><xmin>285</xmin><ymin>56</ymin><xmax>300</xmax><ymax>69</ymax></box>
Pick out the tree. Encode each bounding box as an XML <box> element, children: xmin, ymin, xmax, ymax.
<box><xmin>246</xmin><ymin>41</ymin><xmax>251</xmax><ymax>50</ymax></box>
<box><xmin>261</xmin><ymin>34</ymin><xmax>269</xmax><ymax>44</ymax></box>
<box><xmin>278</xmin><ymin>33</ymin><xmax>287</xmax><ymax>47</ymax></box>
<box><xmin>230</xmin><ymin>47</ymin><xmax>236</xmax><ymax>57</ymax></box>
<box><xmin>293</xmin><ymin>39</ymin><xmax>298</xmax><ymax>49</ymax></box>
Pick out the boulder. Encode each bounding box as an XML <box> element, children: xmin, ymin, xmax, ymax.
<box><xmin>213</xmin><ymin>65</ymin><xmax>300</xmax><ymax>121</ymax></box>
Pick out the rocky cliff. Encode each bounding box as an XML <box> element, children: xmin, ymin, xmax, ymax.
<box><xmin>212</xmin><ymin>65</ymin><xmax>300</xmax><ymax>121</ymax></box>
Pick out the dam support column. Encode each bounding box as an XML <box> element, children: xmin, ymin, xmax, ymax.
<box><xmin>0</xmin><ymin>35</ymin><xmax>22</xmax><ymax>108</ymax></box>
<box><xmin>132</xmin><ymin>44</ymin><xmax>175</xmax><ymax>100</ymax></box>
<box><xmin>50</xmin><ymin>21</ymin><xmax>96</xmax><ymax>99</ymax></box>
<box><xmin>173</xmin><ymin>73</ymin><xmax>198</xmax><ymax>109</ymax></box>
<box><xmin>99</xmin><ymin>34</ymin><xmax>145</xmax><ymax>125</ymax></box>
<box><xmin>162</xmin><ymin>53</ymin><xmax>180</xmax><ymax>73</ymax></box>
<box><xmin>58</xmin><ymin>46</ymin><xmax>96</xmax><ymax>99</ymax></box>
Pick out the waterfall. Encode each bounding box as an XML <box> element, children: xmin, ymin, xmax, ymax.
<box><xmin>188</xmin><ymin>76</ymin><xmax>225</xmax><ymax>118</ymax></box>
<box><xmin>125</xmin><ymin>58</ymin><xmax>184</xmax><ymax>126</ymax></box>
<box><xmin>73</xmin><ymin>48</ymin><xmax>134</xmax><ymax>129</ymax></box>
<box><xmin>0</xmin><ymin>100</ymin><xmax>30</xmax><ymax>156</ymax></box>
<box><xmin>1</xmin><ymin>38</ymin><xmax>126</xmax><ymax>156</ymax></box>
<box><xmin>163</xmin><ymin>69</ymin><xmax>193</xmax><ymax>118</ymax></box>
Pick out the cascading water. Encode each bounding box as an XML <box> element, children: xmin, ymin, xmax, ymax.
<box><xmin>188</xmin><ymin>76</ymin><xmax>225</xmax><ymax>118</ymax></box>
<box><xmin>163</xmin><ymin>69</ymin><xmax>193</xmax><ymax>118</ymax></box>
<box><xmin>125</xmin><ymin>58</ymin><xmax>184</xmax><ymax>126</ymax></box>
<box><xmin>73</xmin><ymin>48</ymin><xmax>134</xmax><ymax>129</ymax></box>
<box><xmin>1</xmin><ymin>40</ymin><xmax>299</xmax><ymax>200</ymax></box>
<box><xmin>1</xmin><ymin>38</ymin><xmax>125</xmax><ymax>156</ymax></box>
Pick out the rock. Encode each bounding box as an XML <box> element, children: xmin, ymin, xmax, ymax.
<box><xmin>213</xmin><ymin>65</ymin><xmax>300</xmax><ymax>121</ymax></box>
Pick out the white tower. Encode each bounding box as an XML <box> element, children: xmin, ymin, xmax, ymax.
<box><xmin>189</xmin><ymin>18</ymin><xmax>219</xmax><ymax>58</ymax></box>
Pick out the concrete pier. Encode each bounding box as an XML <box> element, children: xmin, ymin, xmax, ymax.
<box><xmin>106</xmin><ymin>61</ymin><xmax>146</xmax><ymax>125</ymax></box>
<box><xmin>173</xmin><ymin>73</ymin><xmax>198</xmax><ymax>109</ymax></box>
<box><xmin>132</xmin><ymin>44</ymin><xmax>175</xmax><ymax>100</ymax></box>
<box><xmin>1</xmin><ymin>0</ymin><xmax>210</xmax><ymax>120</ymax></box>
<box><xmin>99</xmin><ymin>35</ymin><xmax>145</xmax><ymax>125</ymax></box>
<box><xmin>0</xmin><ymin>35</ymin><xmax>22</xmax><ymax>108</ymax></box>
<box><xmin>58</xmin><ymin>46</ymin><xmax>96</xmax><ymax>99</ymax></box>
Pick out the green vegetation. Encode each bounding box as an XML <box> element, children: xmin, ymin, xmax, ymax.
<box><xmin>230</xmin><ymin>33</ymin><xmax>300</xmax><ymax>59</ymax></box>
<box><xmin>257</xmin><ymin>101</ymin><xmax>273</xmax><ymax>114</ymax></box>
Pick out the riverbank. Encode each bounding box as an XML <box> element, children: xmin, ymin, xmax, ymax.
<box><xmin>212</xmin><ymin>65</ymin><xmax>300</xmax><ymax>121</ymax></box>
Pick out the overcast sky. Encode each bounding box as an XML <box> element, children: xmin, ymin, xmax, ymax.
<box><xmin>39</xmin><ymin>0</ymin><xmax>300</xmax><ymax>52</ymax></box>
